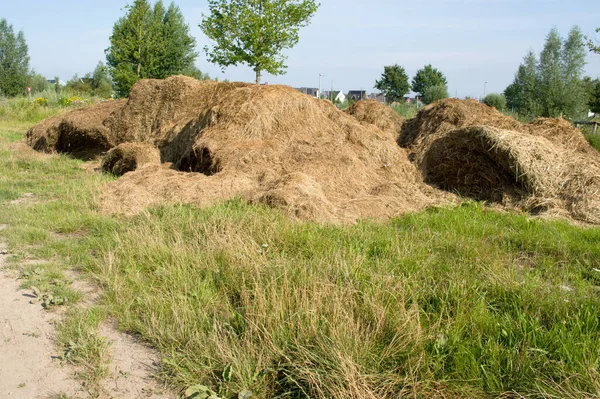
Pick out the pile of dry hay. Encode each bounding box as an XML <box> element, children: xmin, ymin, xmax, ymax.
<box><xmin>27</xmin><ymin>76</ymin><xmax>446</xmax><ymax>223</ymax></box>
<box><xmin>26</xmin><ymin>78</ymin><xmax>600</xmax><ymax>224</ymax></box>
<box><xmin>400</xmin><ymin>99</ymin><xmax>600</xmax><ymax>223</ymax></box>
<box><xmin>345</xmin><ymin>99</ymin><xmax>404</xmax><ymax>139</ymax></box>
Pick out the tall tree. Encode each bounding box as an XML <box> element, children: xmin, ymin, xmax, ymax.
<box><xmin>587</xmin><ymin>78</ymin><xmax>600</xmax><ymax>114</ymax></box>
<box><xmin>200</xmin><ymin>0</ymin><xmax>320</xmax><ymax>84</ymax></box>
<box><xmin>411</xmin><ymin>64</ymin><xmax>448</xmax><ymax>97</ymax></box>
<box><xmin>538</xmin><ymin>28</ymin><xmax>563</xmax><ymax>117</ymax></box>
<box><xmin>560</xmin><ymin>26</ymin><xmax>588</xmax><ymax>118</ymax></box>
<box><xmin>506</xmin><ymin>26</ymin><xmax>588</xmax><ymax>119</ymax></box>
<box><xmin>106</xmin><ymin>0</ymin><xmax>199</xmax><ymax>97</ymax></box>
<box><xmin>504</xmin><ymin>50</ymin><xmax>541</xmax><ymax>116</ymax></box>
<box><xmin>0</xmin><ymin>19</ymin><xmax>31</xmax><ymax>97</ymax></box>
<box><xmin>374</xmin><ymin>64</ymin><xmax>410</xmax><ymax>104</ymax></box>
<box><xmin>91</xmin><ymin>61</ymin><xmax>113</xmax><ymax>98</ymax></box>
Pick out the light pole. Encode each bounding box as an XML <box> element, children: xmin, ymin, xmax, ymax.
<box><xmin>319</xmin><ymin>73</ymin><xmax>325</xmax><ymax>99</ymax></box>
<box><xmin>484</xmin><ymin>81</ymin><xmax>488</xmax><ymax>98</ymax></box>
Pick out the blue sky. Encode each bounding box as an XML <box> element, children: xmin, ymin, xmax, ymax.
<box><xmin>2</xmin><ymin>0</ymin><xmax>599</xmax><ymax>97</ymax></box>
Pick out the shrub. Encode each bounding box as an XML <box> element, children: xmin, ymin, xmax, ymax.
<box><xmin>34</xmin><ymin>97</ymin><xmax>48</xmax><ymax>107</ymax></box>
<box><xmin>423</xmin><ymin>84</ymin><xmax>449</xmax><ymax>105</ymax></box>
<box><xmin>483</xmin><ymin>93</ymin><xmax>507</xmax><ymax>111</ymax></box>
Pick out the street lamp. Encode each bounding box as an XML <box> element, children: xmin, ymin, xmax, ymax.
<box><xmin>484</xmin><ymin>81</ymin><xmax>488</xmax><ymax>98</ymax></box>
<box><xmin>319</xmin><ymin>73</ymin><xmax>325</xmax><ymax>99</ymax></box>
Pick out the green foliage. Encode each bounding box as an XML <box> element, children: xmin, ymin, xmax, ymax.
<box><xmin>106</xmin><ymin>0</ymin><xmax>200</xmax><ymax>97</ymax></box>
<box><xmin>585</xmin><ymin>77</ymin><xmax>600</xmax><ymax>113</ymax></box>
<box><xmin>422</xmin><ymin>84</ymin><xmax>449</xmax><ymax>105</ymax></box>
<box><xmin>374</xmin><ymin>64</ymin><xmax>410</xmax><ymax>104</ymax></box>
<box><xmin>200</xmin><ymin>0</ymin><xmax>319</xmax><ymax>84</ymax></box>
<box><xmin>504</xmin><ymin>51</ymin><xmax>541</xmax><ymax>117</ymax></box>
<box><xmin>0</xmin><ymin>19</ymin><xmax>31</xmax><ymax>97</ymax></box>
<box><xmin>587</xmin><ymin>27</ymin><xmax>600</xmax><ymax>54</ymax></box>
<box><xmin>391</xmin><ymin>102</ymin><xmax>418</xmax><ymax>119</ymax></box>
<box><xmin>411</xmin><ymin>64</ymin><xmax>448</xmax><ymax>97</ymax></box>
<box><xmin>28</xmin><ymin>73</ymin><xmax>50</xmax><ymax>94</ymax></box>
<box><xmin>584</xmin><ymin>132</ymin><xmax>600</xmax><ymax>152</ymax></box>
<box><xmin>482</xmin><ymin>93</ymin><xmax>507</xmax><ymax>111</ymax></box>
<box><xmin>505</xmin><ymin>26</ymin><xmax>588</xmax><ymax>119</ymax></box>
<box><xmin>90</xmin><ymin>61</ymin><xmax>113</xmax><ymax>98</ymax></box>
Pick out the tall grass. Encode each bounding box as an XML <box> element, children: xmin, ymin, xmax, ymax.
<box><xmin>1</xmin><ymin>125</ymin><xmax>600</xmax><ymax>398</ymax></box>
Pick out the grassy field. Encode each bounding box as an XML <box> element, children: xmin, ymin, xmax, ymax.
<box><xmin>1</xmin><ymin>104</ymin><xmax>600</xmax><ymax>398</ymax></box>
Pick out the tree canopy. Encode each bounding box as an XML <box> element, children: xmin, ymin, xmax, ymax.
<box><xmin>483</xmin><ymin>93</ymin><xmax>507</xmax><ymax>111</ymax></box>
<box><xmin>422</xmin><ymin>84</ymin><xmax>449</xmax><ymax>105</ymax></box>
<box><xmin>374</xmin><ymin>64</ymin><xmax>410</xmax><ymax>104</ymax></box>
<box><xmin>200</xmin><ymin>0</ymin><xmax>319</xmax><ymax>84</ymax></box>
<box><xmin>411</xmin><ymin>65</ymin><xmax>448</xmax><ymax>97</ymax></box>
<box><xmin>588</xmin><ymin>27</ymin><xmax>600</xmax><ymax>54</ymax></box>
<box><xmin>0</xmin><ymin>19</ymin><xmax>31</xmax><ymax>97</ymax></box>
<box><xmin>505</xmin><ymin>26</ymin><xmax>588</xmax><ymax>119</ymax></box>
<box><xmin>105</xmin><ymin>0</ymin><xmax>200</xmax><ymax>97</ymax></box>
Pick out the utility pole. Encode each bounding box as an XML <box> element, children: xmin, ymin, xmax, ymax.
<box><xmin>319</xmin><ymin>73</ymin><xmax>325</xmax><ymax>99</ymax></box>
<box><xmin>330</xmin><ymin>80</ymin><xmax>333</xmax><ymax>102</ymax></box>
<box><xmin>484</xmin><ymin>81</ymin><xmax>488</xmax><ymax>98</ymax></box>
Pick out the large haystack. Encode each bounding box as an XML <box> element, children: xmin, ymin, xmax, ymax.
<box><xmin>402</xmin><ymin>99</ymin><xmax>600</xmax><ymax>223</ymax></box>
<box><xmin>345</xmin><ymin>100</ymin><xmax>404</xmax><ymax>139</ymax></box>
<box><xmin>26</xmin><ymin>100</ymin><xmax>126</xmax><ymax>159</ymax></box>
<box><xmin>94</xmin><ymin>76</ymin><xmax>449</xmax><ymax>222</ymax></box>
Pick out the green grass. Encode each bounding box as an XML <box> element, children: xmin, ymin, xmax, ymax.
<box><xmin>584</xmin><ymin>132</ymin><xmax>600</xmax><ymax>152</ymax></box>
<box><xmin>392</xmin><ymin>102</ymin><xmax>419</xmax><ymax>119</ymax></box>
<box><xmin>1</xmin><ymin>118</ymin><xmax>600</xmax><ymax>399</ymax></box>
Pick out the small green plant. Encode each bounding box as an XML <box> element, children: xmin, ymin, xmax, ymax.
<box><xmin>184</xmin><ymin>384</ymin><xmax>223</xmax><ymax>399</ymax></box>
<box><xmin>30</xmin><ymin>285</ymin><xmax>69</xmax><ymax>308</ymax></box>
<box><xmin>34</xmin><ymin>97</ymin><xmax>48</xmax><ymax>107</ymax></box>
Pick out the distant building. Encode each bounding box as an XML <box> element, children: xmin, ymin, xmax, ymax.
<box><xmin>347</xmin><ymin>90</ymin><xmax>367</xmax><ymax>101</ymax></box>
<box><xmin>47</xmin><ymin>79</ymin><xmax>67</xmax><ymax>86</ymax></box>
<box><xmin>368</xmin><ymin>93</ymin><xmax>386</xmax><ymax>104</ymax></box>
<box><xmin>295</xmin><ymin>87</ymin><xmax>320</xmax><ymax>98</ymax></box>
<box><xmin>323</xmin><ymin>90</ymin><xmax>346</xmax><ymax>103</ymax></box>
<box><xmin>589</xmin><ymin>111</ymin><xmax>596</xmax><ymax>118</ymax></box>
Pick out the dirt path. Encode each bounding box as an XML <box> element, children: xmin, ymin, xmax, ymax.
<box><xmin>1</xmin><ymin>222</ymin><xmax>178</xmax><ymax>399</ymax></box>
<box><xmin>0</xmin><ymin>224</ymin><xmax>84</xmax><ymax>398</ymax></box>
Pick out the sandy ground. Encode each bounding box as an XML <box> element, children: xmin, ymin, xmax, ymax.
<box><xmin>0</xmin><ymin>222</ymin><xmax>178</xmax><ymax>399</ymax></box>
<box><xmin>0</xmin><ymin>224</ymin><xmax>84</xmax><ymax>398</ymax></box>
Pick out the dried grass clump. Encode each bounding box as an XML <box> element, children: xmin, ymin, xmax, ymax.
<box><xmin>345</xmin><ymin>100</ymin><xmax>404</xmax><ymax>139</ymax></box>
<box><xmin>404</xmin><ymin>99</ymin><xmax>600</xmax><ymax>223</ymax></box>
<box><xmin>25</xmin><ymin>100</ymin><xmax>126</xmax><ymax>159</ymax></box>
<box><xmin>101</xmin><ymin>142</ymin><xmax>160</xmax><ymax>176</ymax></box>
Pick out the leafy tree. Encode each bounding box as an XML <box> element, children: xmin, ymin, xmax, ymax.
<box><xmin>588</xmin><ymin>27</ymin><xmax>600</xmax><ymax>54</ymax></box>
<box><xmin>411</xmin><ymin>64</ymin><xmax>448</xmax><ymax>97</ymax></box>
<box><xmin>374</xmin><ymin>64</ymin><xmax>410</xmax><ymax>104</ymax></box>
<box><xmin>560</xmin><ymin>26</ymin><xmax>588</xmax><ymax>118</ymax></box>
<box><xmin>586</xmin><ymin>78</ymin><xmax>600</xmax><ymax>114</ymax></box>
<box><xmin>91</xmin><ymin>61</ymin><xmax>113</xmax><ymax>97</ymax></box>
<box><xmin>106</xmin><ymin>0</ymin><xmax>200</xmax><ymax>97</ymax></box>
<box><xmin>422</xmin><ymin>84</ymin><xmax>449</xmax><ymax>105</ymax></box>
<box><xmin>66</xmin><ymin>74</ymin><xmax>93</xmax><ymax>95</ymax></box>
<box><xmin>200</xmin><ymin>0</ymin><xmax>320</xmax><ymax>84</ymax></box>
<box><xmin>0</xmin><ymin>19</ymin><xmax>31</xmax><ymax>97</ymax></box>
<box><xmin>483</xmin><ymin>93</ymin><xmax>507</xmax><ymax>111</ymax></box>
<box><xmin>506</xmin><ymin>26</ymin><xmax>588</xmax><ymax>119</ymax></box>
<box><xmin>29</xmin><ymin>72</ymin><xmax>49</xmax><ymax>93</ymax></box>
<box><xmin>504</xmin><ymin>50</ymin><xmax>541</xmax><ymax>116</ymax></box>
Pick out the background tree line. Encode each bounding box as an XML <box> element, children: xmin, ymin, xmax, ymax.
<box><xmin>374</xmin><ymin>64</ymin><xmax>449</xmax><ymax>105</ymax></box>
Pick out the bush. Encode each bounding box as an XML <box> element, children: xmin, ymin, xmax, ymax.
<box><xmin>423</xmin><ymin>84</ymin><xmax>449</xmax><ymax>105</ymax></box>
<box><xmin>483</xmin><ymin>93</ymin><xmax>507</xmax><ymax>111</ymax></box>
<box><xmin>34</xmin><ymin>97</ymin><xmax>48</xmax><ymax>107</ymax></box>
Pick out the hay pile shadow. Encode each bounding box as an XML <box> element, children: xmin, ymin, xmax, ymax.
<box><xmin>401</xmin><ymin>99</ymin><xmax>600</xmax><ymax>223</ymax></box>
<box><xmin>26</xmin><ymin>100</ymin><xmax>126</xmax><ymax>160</ymax></box>
<box><xmin>27</xmin><ymin>76</ymin><xmax>447</xmax><ymax>223</ymax></box>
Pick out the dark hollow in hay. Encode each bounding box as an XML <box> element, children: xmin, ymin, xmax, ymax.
<box><xmin>101</xmin><ymin>142</ymin><xmax>160</xmax><ymax>176</ymax></box>
<box><xmin>422</xmin><ymin>128</ymin><xmax>527</xmax><ymax>203</ymax></box>
<box><xmin>176</xmin><ymin>147</ymin><xmax>221</xmax><ymax>175</ymax></box>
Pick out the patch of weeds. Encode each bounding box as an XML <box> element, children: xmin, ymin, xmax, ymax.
<box><xmin>58</xmin><ymin>306</ymin><xmax>109</xmax><ymax>384</ymax></box>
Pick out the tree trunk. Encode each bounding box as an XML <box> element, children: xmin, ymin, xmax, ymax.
<box><xmin>255</xmin><ymin>68</ymin><xmax>261</xmax><ymax>85</ymax></box>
